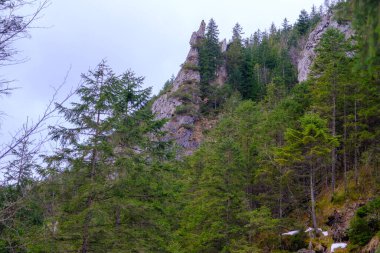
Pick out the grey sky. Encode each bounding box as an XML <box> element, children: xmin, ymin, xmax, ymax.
<box><xmin>0</xmin><ymin>0</ymin><xmax>325</xmax><ymax>139</ymax></box>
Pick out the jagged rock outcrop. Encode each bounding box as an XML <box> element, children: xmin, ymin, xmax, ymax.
<box><xmin>214</xmin><ymin>39</ymin><xmax>228</xmax><ymax>86</ymax></box>
<box><xmin>297</xmin><ymin>11</ymin><xmax>354</xmax><ymax>82</ymax></box>
<box><xmin>151</xmin><ymin>21</ymin><xmax>206</xmax><ymax>154</ymax></box>
<box><xmin>152</xmin><ymin>21</ymin><xmax>228</xmax><ymax>154</ymax></box>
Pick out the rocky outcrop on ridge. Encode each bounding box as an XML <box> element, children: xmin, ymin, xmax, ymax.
<box><xmin>151</xmin><ymin>21</ymin><xmax>206</xmax><ymax>154</ymax></box>
<box><xmin>297</xmin><ymin>11</ymin><xmax>354</xmax><ymax>82</ymax></box>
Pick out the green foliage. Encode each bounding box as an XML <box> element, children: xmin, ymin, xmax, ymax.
<box><xmin>158</xmin><ymin>75</ymin><xmax>175</xmax><ymax>96</ymax></box>
<box><xmin>182</xmin><ymin>62</ymin><xmax>200</xmax><ymax>71</ymax></box>
<box><xmin>198</xmin><ymin>18</ymin><xmax>223</xmax><ymax>86</ymax></box>
<box><xmin>225</xmin><ymin>20</ymin><xmax>298</xmax><ymax>100</ymax></box>
<box><xmin>281</xmin><ymin>230</ymin><xmax>308</xmax><ymax>252</ymax></box>
<box><xmin>242</xmin><ymin>206</ymin><xmax>281</xmax><ymax>251</ymax></box>
<box><xmin>350</xmin><ymin>0</ymin><xmax>380</xmax><ymax>74</ymax></box>
<box><xmin>2</xmin><ymin>3</ymin><xmax>380</xmax><ymax>253</ymax></box>
<box><xmin>198</xmin><ymin>19</ymin><xmax>227</xmax><ymax>113</ymax></box>
<box><xmin>349</xmin><ymin>197</ymin><xmax>380</xmax><ymax>246</ymax></box>
<box><xmin>226</xmin><ymin>24</ymin><xmax>245</xmax><ymax>96</ymax></box>
<box><xmin>277</xmin><ymin>113</ymin><xmax>338</xmax><ymax>166</ymax></box>
<box><xmin>22</xmin><ymin>61</ymin><xmax>176</xmax><ymax>252</ymax></box>
<box><xmin>297</xmin><ymin>9</ymin><xmax>310</xmax><ymax>35</ymax></box>
<box><xmin>175</xmin><ymin>104</ymin><xmax>197</xmax><ymax>116</ymax></box>
<box><xmin>170</xmin><ymin>82</ymin><xmax>200</xmax><ymax>103</ymax></box>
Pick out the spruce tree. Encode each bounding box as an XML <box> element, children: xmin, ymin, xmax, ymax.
<box><xmin>276</xmin><ymin>113</ymin><xmax>338</xmax><ymax>231</ymax></box>
<box><xmin>45</xmin><ymin>61</ymin><xmax>166</xmax><ymax>252</ymax></box>
<box><xmin>199</xmin><ymin>18</ymin><xmax>223</xmax><ymax>105</ymax></box>
<box><xmin>296</xmin><ymin>9</ymin><xmax>310</xmax><ymax>35</ymax></box>
<box><xmin>226</xmin><ymin>23</ymin><xmax>245</xmax><ymax>97</ymax></box>
<box><xmin>309</xmin><ymin>28</ymin><xmax>351</xmax><ymax>194</ymax></box>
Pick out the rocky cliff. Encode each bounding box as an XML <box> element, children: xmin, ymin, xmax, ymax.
<box><xmin>297</xmin><ymin>11</ymin><xmax>354</xmax><ymax>82</ymax></box>
<box><xmin>152</xmin><ymin>21</ymin><xmax>227</xmax><ymax>155</ymax></box>
<box><xmin>151</xmin><ymin>21</ymin><xmax>205</xmax><ymax>154</ymax></box>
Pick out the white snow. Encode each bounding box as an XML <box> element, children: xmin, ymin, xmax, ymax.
<box><xmin>331</xmin><ymin>243</ymin><xmax>347</xmax><ymax>252</ymax></box>
<box><xmin>305</xmin><ymin>227</ymin><xmax>323</xmax><ymax>233</ymax></box>
<box><xmin>282</xmin><ymin>228</ymin><xmax>328</xmax><ymax>237</ymax></box>
<box><xmin>282</xmin><ymin>230</ymin><xmax>300</xmax><ymax>236</ymax></box>
<box><xmin>305</xmin><ymin>227</ymin><xmax>313</xmax><ymax>232</ymax></box>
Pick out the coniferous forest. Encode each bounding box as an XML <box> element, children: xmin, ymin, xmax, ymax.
<box><xmin>0</xmin><ymin>0</ymin><xmax>379</xmax><ymax>252</ymax></box>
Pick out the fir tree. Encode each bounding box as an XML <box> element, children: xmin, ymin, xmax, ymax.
<box><xmin>44</xmin><ymin>61</ymin><xmax>168</xmax><ymax>252</ymax></box>
<box><xmin>198</xmin><ymin>18</ymin><xmax>223</xmax><ymax>107</ymax></box>
<box><xmin>296</xmin><ymin>9</ymin><xmax>310</xmax><ymax>35</ymax></box>
<box><xmin>276</xmin><ymin>113</ymin><xmax>338</xmax><ymax>231</ymax></box>
<box><xmin>309</xmin><ymin>28</ymin><xmax>351</xmax><ymax>194</ymax></box>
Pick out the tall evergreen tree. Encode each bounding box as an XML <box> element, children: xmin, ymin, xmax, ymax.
<box><xmin>199</xmin><ymin>18</ymin><xmax>223</xmax><ymax>103</ymax></box>
<box><xmin>226</xmin><ymin>23</ymin><xmax>246</xmax><ymax>97</ymax></box>
<box><xmin>276</xmin><ymin>113</ymin><xmax>338</xmax><ymax>231</ymax></box>
<box><xmin>43</xmin><ymin>61</ymin><xmax>170</xmax><ymax>252</ymax></box>
<box><xmin>296</xmin><ymin>9</ymin><xmax>310</xmax><ymax>35</ymax></box>
<box><xmin>309</xmin><ymin>28</ymin><xmax>351</xmax><ymax>194</ymax></box>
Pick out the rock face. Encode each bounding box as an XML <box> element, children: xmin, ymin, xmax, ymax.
<box><xmin>297</xmin><ymin>11</ymin><xmax>354</xmax><ymax>82</ymax></box>
<box><xmin>151</xmin><ymin>21</ymin><xmax>206</xmax><ymax>154</ymax></box>
<box><xmin>214</xmin><ymin>39</ymin><xmax>228</xmax><ymax>86</ymax></box>
<box><xmin>361</xmin><ymin>236</ymin><xmax>379</xmax><ymax>253</ymax></box>
<box><xmin>326</xmin><ymin>202</ymin><xmax>366</xmax><ymax>242</ymax></box>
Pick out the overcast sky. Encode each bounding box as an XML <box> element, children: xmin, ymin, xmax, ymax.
<box><xmin>0</xmin><ymin>0</ymin><xmax>325</xmax><ymax>140</ymax></box>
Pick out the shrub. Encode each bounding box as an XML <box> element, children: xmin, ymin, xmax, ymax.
<box><xmin>182</xmin><ymin>62</ymin><xmax>200</xmax><ymax>71</ymax></box>
<box><xmin>171</xmin><ymin>84</ymin><xmax>200</xmax><ymax>103</ymax></box>
<box><xmin>175</xmin><ymin>104</ymin><xmax>196</xmax><ymax>115</ymax></box>
<box><xmin>281</xmin><ymin>230</ymin><xmax>308</xmax><ymax>252</ymax></box>
<box><xmin>349</xmin><ymin>197</ymin><xmax>380</xmax><ymax>246</ymax></box>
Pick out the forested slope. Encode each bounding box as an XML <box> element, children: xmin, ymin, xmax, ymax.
<box><xmin>0</xmin><ymin>0</ymin><xmax>379</xmax><ymax>252</ymax></box>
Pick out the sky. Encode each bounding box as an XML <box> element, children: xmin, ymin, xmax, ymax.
<box><xmin>0</xmin><ymin>0</ymin><xmax>325</xmax><ymax>142</ymax></box>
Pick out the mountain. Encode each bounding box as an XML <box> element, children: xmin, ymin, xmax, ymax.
<box><xmin>0</xmin><ymin>1</ymin><xmax>379</xmax><ymax>252</ymax></box>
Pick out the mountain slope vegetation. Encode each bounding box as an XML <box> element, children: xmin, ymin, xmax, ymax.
<box><xmin>0</xmin><ymin>0</ymin><xmax>379</xmax><ymax>252</ymax></box>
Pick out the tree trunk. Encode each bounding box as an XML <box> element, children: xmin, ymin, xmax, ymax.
<box><xmin>310</xmin><ymin>165</ymin><xmax>318</xmax><ymax>231</ymax></box>
<box><xmin>331</xmin><ymin>90</ymin><xmax>336</xmax><ymax>195</ymax></box>
<box><xmin>354</xmin><ymin>99</ymin><xmax>359</xmax><ymax>186</ymax></box>
<box><xmin>343</xmin><ymin>92</ymin><xmax>348</xmax><ymax>193</ymax></box>
<box><xmin>81</xmin><ymin>219</ymin><xmax>90</xmax><ymax>253</ymax></box>
<box><xmin>81</xmin><ymin>107</ymin><xmax>101</xmax><ymax>252</ymax></box>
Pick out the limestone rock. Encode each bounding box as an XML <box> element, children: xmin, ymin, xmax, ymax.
<box><xmin>151</xmin><ymin>21</ymin><xmax>206</xmax><ymax>154</ymax></box>
<box><xmin>220</xmin><ymin>39</ymin><xmax>227</xmax><ymax>53</ymax></box>
<box><xmin>151</xmin><ymin>93</ymin><xmax>182</xmax><ymax>120</ymax></box>
<box><xmin>214</xmin><ymin>64</ymin><xmax>227</xmax><ymax>86</ymax></box>
<box><xmin>297</xmin><ymin>11</ymin><xmax>354</xmax><ymax>82</ymax></box>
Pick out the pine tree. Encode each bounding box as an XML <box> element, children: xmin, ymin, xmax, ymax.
<box><xmin>282</xmin><ymin>18</ymin><xmax>291</xmax><ymax>33</ymax></box>
<box><xmin>309</xmin><ymin>28</ymin><xmax>351</xmax><ymax>195</ymax></box>
<box><xmin>4</xmin><ymin>136</ymin><xmax>37</xmax><ymax>189</ymax></box>
<box><xmin>276</xmin><ymin>113</ymin><xmax>338</xmax><ymax>231</ymax></box>
<box><xmin>296</xmin><ymin>9</ymin><xmax>310</xmax><ymax>35</ymax></box>
<box><xmin>226</xmin><ymin>23</ymin><xmax>246</xmax><ymax>97</ymax></box>
<box><xmin>45</xmin><ymin>61</ymin><xmax>166</xmax><ymax>252</ymax></box>
<box><xmin>198</xmin><ymin>18</ymin><xmax>223</xmax><ymax>106</ymax></box>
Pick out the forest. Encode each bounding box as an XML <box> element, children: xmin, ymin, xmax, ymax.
<box><xmin>0</xmin><ymin>0</ymin><xmax>379</xmax><ymax>252</ymax></box>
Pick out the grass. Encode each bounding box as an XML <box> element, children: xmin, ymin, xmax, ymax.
<box><xmin>316</xmin><ymin>166</ymin><xmax>378</xmax><ymax>225</ymax></box>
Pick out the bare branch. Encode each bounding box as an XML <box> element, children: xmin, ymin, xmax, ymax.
<box><xmin>0</xmin><ymin>67</ymin><xmax>76</xmax><ymax>162</ymax></box>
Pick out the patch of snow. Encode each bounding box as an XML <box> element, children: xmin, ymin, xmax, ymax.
<box><xmin>305</xmin><ymin>227</ymin><xmax>323</xmax><ymax>233</ymax></box>
<box><xmin>331</xmin><ymin>243</ymin><xmax>347</xmax><ymax>252</ymax></box>
<box><xmin>305</xmin><ymin>227</ymin><xmax>313</xmax><ymax>232</ymax></box>
<box><xmin>322</xmin><ymin>231</ymin><xmax>328</xmax><ymax>236</ymax></box>
<box><xmin>282</xmin><ymin>230</ymin><xmax>300</xmax><ymax>236</ymax></box>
